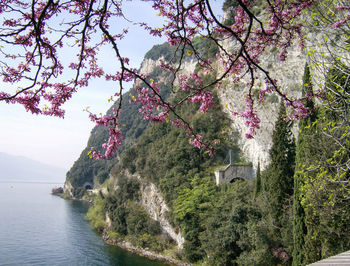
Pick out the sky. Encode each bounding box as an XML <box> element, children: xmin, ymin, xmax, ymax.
<box><xmin>0</xmin><ymin>1</ymin><xmax>223</xmax><ymax>171</ymax></box>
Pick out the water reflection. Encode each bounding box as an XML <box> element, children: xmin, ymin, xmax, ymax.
<box><xmin>0</xmin><ymin>183</ymin><xmax>168</xmax><ymax>266</ymax></box>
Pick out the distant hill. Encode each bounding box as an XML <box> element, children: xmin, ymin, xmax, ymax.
<box><xmin>0</xmin><ymin>152</ymin><xmax>66</xmax><ymax>183</ymax></box>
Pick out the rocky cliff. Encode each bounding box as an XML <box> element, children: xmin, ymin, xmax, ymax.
<box><xmin>62</xmin><ymin>1</ymin><xmax>350</xmax><ymax>264</ymax></box>
<box><xmin>140</xmin><ymin>180</ymin><xmax>185</xmax><ymax>248</ymax></box>
<box><xmin>104</xmin><ymin>168</ymin><xmax>185</xmax><ymax>249</ymax></box>
<box><xmin>217</xmin><ymin>43</ymin><xmax>306</xmax><ymax>170</ymax></box>
<box><xmin>66</xmin><ymin>39</ymin><xmax>306</xmax><ymax>245</ymax></box>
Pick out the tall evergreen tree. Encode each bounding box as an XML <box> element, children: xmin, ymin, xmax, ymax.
<box><xmin>300</xmin><ymin>64</ymin><xmax>350</xmax><ymax>264</ymax></box>
<box><xmin>254</xmin><ymin>162</ymin><xmax>262</xmax><ymax>199</ymax></box>
<box><xmin>263</xmin><ymin>103</ymin><xmax>296</xmax><ymax>228</ymax></box>
<box><xmin>292</xmin><ymin>63</ymin><xmax>315</xmax><ymax>266</ymax></box>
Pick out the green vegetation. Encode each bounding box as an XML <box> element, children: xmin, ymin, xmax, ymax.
<box><xmin>297</xmin><ymin>65</ymin><xmax>350</xmax><ymax>264</ymax></box>
<box><xmin>263</xmin><ymin>103</ymin><xmax>295</xmax><ymax>230</ymax></box>
<box><xmin>176</xmin><ymin>178</ymin><xmax>261</xmax><ymax>264</ymax></box>
<box><xmin>70</xmin><ymin>16</ymin><xmax>350</xmax><ymax>264</ymax></box>
<box><xmin>66</xmin><ymin>93</ymin><xmax>149</xmax><ymax>197</ymax></box>
<box><xmin>292</xmin><ymin>63</ymin><xmax>316</xmax><ymax>265</ymax></box>
<box><xmin>86</xmin><ymin>194</ymin><xmax>107</xmax><ymax>232</ymax></box>
<box><xmin>117</xmin><ymin>90</ymin><xmax>239</xmax><ymax>204</ymax></box>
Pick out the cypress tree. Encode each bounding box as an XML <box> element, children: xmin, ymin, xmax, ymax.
<box><xmin>292</xmin><ymin>156</ymin><xmax>307</xmax><ymax>266</ymax></box>
<box><xmin>263</xmin><ymin>102</ymin><xmax>296</xmax><ymax>228</ymax></box>
<box><xmin>301</xmin><ymin>64</ymin><xmax>350</xmax><ymax>264</ymax></box>
<box><xmin>254</xmin><ymin>162</ymin><xmax>262</xmax><ymax>198</ymax></box>
<box><xmin>292</xmin><ymin>63</ymin><xmax>315</xmax><ymax>266</ymax></box>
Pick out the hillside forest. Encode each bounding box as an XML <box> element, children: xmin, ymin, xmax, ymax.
<box><xmin>61</xmin><ymin>1</ymin><xmax>350</xmax><ymax>265</ymax></box>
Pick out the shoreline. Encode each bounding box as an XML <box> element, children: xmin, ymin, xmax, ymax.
<box><xmin>56</xmin><ymin>190</ymin><xmax>187</xmax><ymax>266</ymax></box>
<box><xmin>102</xmin><ymin>229</ymin><xmax>189</xmax><ymax>266</ymax></box>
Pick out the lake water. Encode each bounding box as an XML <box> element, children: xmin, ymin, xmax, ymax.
<box><xmin>0</xmin><ymin>182</ymin><xmax>167</xmax><ymax>266</ymax></box>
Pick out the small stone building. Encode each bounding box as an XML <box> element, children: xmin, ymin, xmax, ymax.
<box><xmin>215</xmin><ymin>164</ymin><xmax>255</xmax><ymax>185</ymax></box>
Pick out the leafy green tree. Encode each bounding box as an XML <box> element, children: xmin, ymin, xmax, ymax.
<box><xmin>86</xmin><ymin>194</ymin><xmax>107</xmax><ymax>233</ymax></box>
<box><xmin>173</xmin><ymin>176</ymin><xmax>216</xmax><ymax>262</ymax></box>
<box><xmin>258</xmin><ymin>102</ymin><xmax>296</xmax><ymax>263</ymax></box>
<box><xmin>200</xmin><ymin>181</ymin><xmax>262</xmax><ymax>265</ymax></box>
<box><xmin>299</xmin><ymin>65</ymin><xmax>350</xmax><ymax>263</ymax></box>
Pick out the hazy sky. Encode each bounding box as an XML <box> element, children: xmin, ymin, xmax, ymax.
<box><xmin>0</xmin><ymin>1</ymin><xmax>223</xmax><ymax>170</ymax></box>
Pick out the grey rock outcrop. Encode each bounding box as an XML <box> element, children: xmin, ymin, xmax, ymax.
<box><xmin>217</xmin><ymin>44</ymin><xmax>306</xmax><ymax>170</ymax></box>
<box><xmin>140</xmin><ymin>181</ymin><xmax>185</xmax><ymax>249</ymax></box>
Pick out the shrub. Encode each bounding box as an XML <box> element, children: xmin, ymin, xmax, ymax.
<box><xmin>86</xmin><ymin>195</ymin><xmax>106</xmax><ymax>232</ymax></box>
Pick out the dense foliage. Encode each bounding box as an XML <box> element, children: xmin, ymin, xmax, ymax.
<box><xmin>297</xmin><ymin>65</ymin><xmax>350</xmax><ymax>264</ymax></box>
<box><xmin>117</xmin><ymin>90</ymin><xmax>239</xmax><ymax>202</ymax></box>
<box><xmin>263</xmin><ymin>103</ymin><xmax>295</xmax><ymax>231</ymax></box>
<box><xmin>66</xmin><ymin>43</ymin><xmax>175</xmax><ymax>197</ymax></box>
<box><xmin>65</xmin><ymin>94</ymin><xmax>148</xmax><ymax>197</ymax></box>
<box><xmin>73</xmin><ymin>1</ymin><xmax>349</xmax><ymax>264</ymax></box>
<box><xmin>292</xmin><ymin>64</ymin><xmax>314</xmax><ymax>266</ymax></box>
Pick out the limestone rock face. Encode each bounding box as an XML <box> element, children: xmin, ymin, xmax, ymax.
<box><xmin>63</xmin><ymin>180</ymin><xmax>74</xmax><ymax>197</ymax></box>
<box><xmin>108</xmin><ymin>170</ymin><xmax>185</xmax><ymax>249</ymax></box>
<box><xmin>138</xmin><ymin>56</ymin><xmax>198</xmax><ymax>86</ymax></box>
<box><xmin>139</xmin><ymin>42</ymin><xmax>306</xmax><ymax>172</ymax></box>
<box><xmin>140</xmin><ymin>181</ymin><xmax>185</xmax><ymax>249</ymax></box>
<box><xmin>217</xmin><ymin>44</ymin><xmax>306</xmax><ymax>171</ymax></box>
<box><xmin>139</xmin><ymin>58</ymin><xmax>164</xmax><ymax>76</ymax></box>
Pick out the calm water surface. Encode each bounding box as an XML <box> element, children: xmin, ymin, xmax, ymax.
<box><xmin>0</xmin><ymin>182</ymin><xmax>168</xmax><ymax>266</ymax></box>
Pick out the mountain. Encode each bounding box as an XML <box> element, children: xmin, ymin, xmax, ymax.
<box><xmin>65</xmin><ymin>40</ymin><xmax>244</xmax><ymax>262</ymax></box>
<box><xmin>0</xmin><ymin>152</ymin><xmax>66</xmax><ymax>183</ymax></box>
<box><xmin>62</xmin><ymin>2</ymin><xmax>350</xmax><ymax>264</ymax></box>
<box><xmin>64</xmin><ymin>43</ymin><xmax>174</xmax><ymax>198</ymax></box>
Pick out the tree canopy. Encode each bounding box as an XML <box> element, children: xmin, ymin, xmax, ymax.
<box><xmin>0</xmin><ymin>0</ymin><xmax>349</xmax><ymax>158</ymax></box>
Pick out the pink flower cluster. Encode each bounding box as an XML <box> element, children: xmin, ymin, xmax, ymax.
<box><xmin>333</xmin><ymin>5</ymin><xmax>350</xmax><ymax>27</ymax></box>
<box><xmin>285</xmin><ymin>100</ymin><xmax>310</xmax><ymax>120</ymax></box>
<box><xmin>240</xmin><ymin>95</ymin><xmax>261</xmax><ymax>139</ymax></box>
<box><xmin>189</xmin><ymin>90</ymin><xmax>213</xmax><ymax>113</ymax></box>
<box><xmin>272</xmin><ymin>247</ymin><xmax>290</xmax><ymax>263</ymax></box>
<box><xmin>130</xmin><ymin>81</ymin><xmax>170</xmax><ymax>123</ymax></box>
<box><xmin>188</xmin><ymin>134</ymin><xmax>214</xmax><ymax>156</ymax></box>
<box><xmin>1</xmin><ymin>0</ymin><xmax>336</xmax><ymax>158</ymax></box>
<box><xmin>88</xmin><ymin>109</ymin><xmax>123</xmax><ymax>160</ymax></box>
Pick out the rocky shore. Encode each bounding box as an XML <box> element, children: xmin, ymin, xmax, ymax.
<box><xmin>51</xmin><ymin>186</ymin><xmax>64</xmax><ymax>195</ymax></box>
<box><xmin>102</xmin><ymin>229</ymin><xmax>189</xmax><ymax>266</ymax></box>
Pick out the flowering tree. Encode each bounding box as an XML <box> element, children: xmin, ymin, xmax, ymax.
<box><xmin>0</xmin><ymin>0</ymin><xmax>348</xmax><ymax>159</ymax></box>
